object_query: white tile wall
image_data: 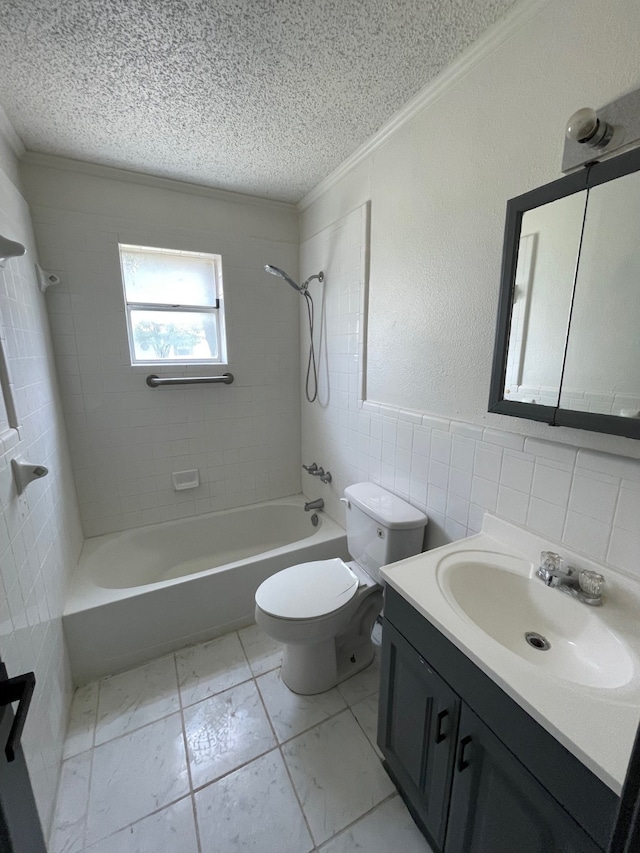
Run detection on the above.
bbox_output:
[0,160,83,834]
[22,161,302,536]
[300,207,640,577]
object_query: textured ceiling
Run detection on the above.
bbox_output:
[0,0,517,202]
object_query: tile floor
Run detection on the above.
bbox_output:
[49,625,434,853]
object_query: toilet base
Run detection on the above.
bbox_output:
[278,587,383,695]
[281,638,338,695]
[280,637,376,695]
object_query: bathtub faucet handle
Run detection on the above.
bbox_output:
[303,463,319,474]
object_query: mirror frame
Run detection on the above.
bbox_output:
[489,146,640,440]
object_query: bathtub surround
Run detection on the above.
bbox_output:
[0,126,83,834]
[20,157,301,537]
[299,0,640,578]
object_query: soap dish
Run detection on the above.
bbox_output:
[172,469,199,491]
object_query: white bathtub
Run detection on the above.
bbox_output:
[63,496,348,684]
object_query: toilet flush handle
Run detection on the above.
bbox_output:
[340,498,351,509]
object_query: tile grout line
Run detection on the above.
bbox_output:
[605,481,624,563]
[251,641,334,851]
[173,650,204,853]
[194,630,318,850]
[83,794,197,850]
[79,677,100,851]
[80,657,198,851]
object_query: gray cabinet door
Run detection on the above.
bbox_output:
[378,620,460,851]
[0,659,47,853]
[445,704,602,853]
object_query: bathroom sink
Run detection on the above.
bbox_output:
[436,550,635,690]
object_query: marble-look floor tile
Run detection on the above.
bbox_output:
[337,655,380,706]
[183,680,275,789]
[64,682,98,759]
[282,710,395,845]
[49,751,92,853]
[95,655,179,745]
[85,797,199,853]
[318,795,434,853]
[351,693,381,756]
[195,750,313,853]
[86,713,189,846]
[256,668,346,742]
[238,623,283,675]
[176,633,252,707]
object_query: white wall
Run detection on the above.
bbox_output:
[299,0,640,572]
[20,157,302,537]
[0,131,83,835]
[301,0,640,461]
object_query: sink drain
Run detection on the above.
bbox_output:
[525,631,551,651]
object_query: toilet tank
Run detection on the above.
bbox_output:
[343,483,428,583]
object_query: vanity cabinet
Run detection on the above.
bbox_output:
[378,587,617,853]
[445,705,600,853]
[380,621,460,850]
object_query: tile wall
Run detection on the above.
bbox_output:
[0,156,83,833]
[22,160,302,537]
[300,207,640,577]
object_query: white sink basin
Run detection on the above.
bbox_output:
[380,518,640,793]
[436,550,635,690]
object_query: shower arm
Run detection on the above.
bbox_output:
[300,271,324,293]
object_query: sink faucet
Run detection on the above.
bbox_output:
[304,498,324,512]
[536,551,605,606]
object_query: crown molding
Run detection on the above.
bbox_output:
[20,151,298,212]
[298,0,552,212]
[0,105,25,158]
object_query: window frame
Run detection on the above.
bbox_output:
[118,243,228,367]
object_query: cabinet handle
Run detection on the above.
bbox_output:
[457,735,472,772]
[435,709,449,744]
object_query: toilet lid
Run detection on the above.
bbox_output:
[256,558,359,620]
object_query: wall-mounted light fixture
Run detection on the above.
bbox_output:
[0,234,25,269]
[565,107,614,149]
[562,88,640,172]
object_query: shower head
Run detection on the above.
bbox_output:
[264,264,303,292]
[264,264,325,293]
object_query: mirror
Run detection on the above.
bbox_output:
[560,170,640,418]
[504,192,587,407]
[489,146,640,440]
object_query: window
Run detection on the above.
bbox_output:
[119,244,227,365]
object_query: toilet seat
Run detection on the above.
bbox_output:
[255,558,359,620]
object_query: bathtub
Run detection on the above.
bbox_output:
[63,496,348,684]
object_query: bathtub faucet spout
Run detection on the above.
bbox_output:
[304,498,324,512]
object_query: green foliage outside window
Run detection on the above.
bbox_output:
[133,320,202,359]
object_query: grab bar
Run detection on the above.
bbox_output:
[146,373,234,388]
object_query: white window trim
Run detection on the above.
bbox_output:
[119,244,228,367]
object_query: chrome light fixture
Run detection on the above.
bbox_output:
[565,107,614,149]
[562,88,640,172]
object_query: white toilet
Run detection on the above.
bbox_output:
[255,483,428,694]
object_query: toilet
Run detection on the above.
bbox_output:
[255,483,428,694]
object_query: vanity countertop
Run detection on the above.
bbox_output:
[380,515,640,794]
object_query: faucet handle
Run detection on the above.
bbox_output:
[578,569,605,598]
[540,551,564,573]
[303,462,318,473]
